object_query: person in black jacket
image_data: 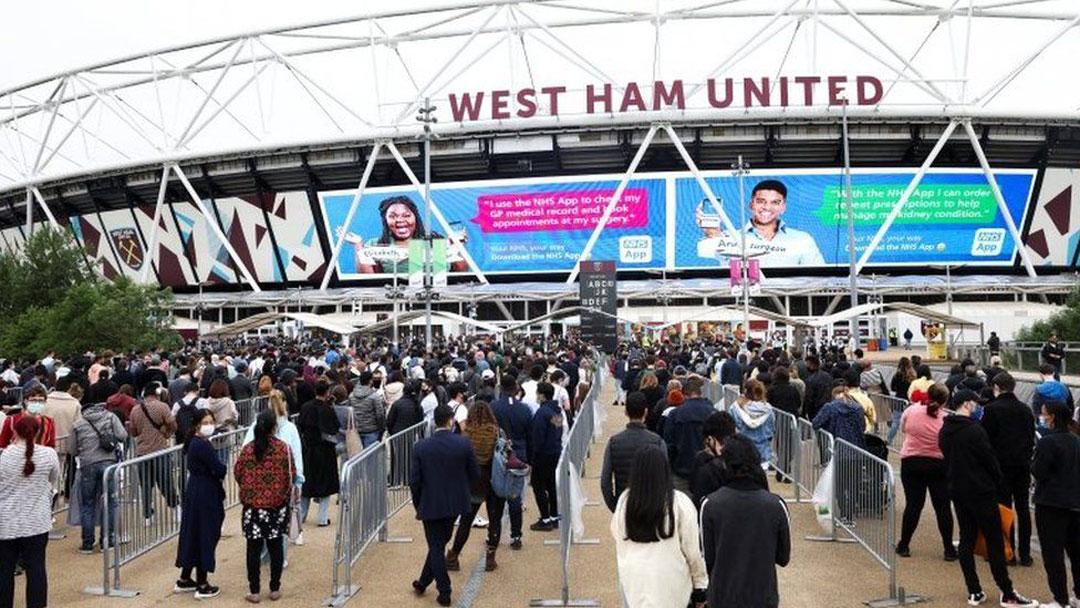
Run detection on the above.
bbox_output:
[700,435,790,608]
[802,356,833,422]
[939,389,1038,608]
[767,367,800,483]
[528,382,563,531]
[489,375,532,549]
[719,351,743,387]
[663,377,715,493]
[600,391,666,512]
[980,372,1036,566]
[1032,401,1080,607]
[689,411,762,510]
[409,404,479,607]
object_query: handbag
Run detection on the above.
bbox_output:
[345,412,363,458]
[86,415,117,454]
[491,432,529,500]
[974,504,1015,562]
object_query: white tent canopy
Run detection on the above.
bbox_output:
[809,301,983,330]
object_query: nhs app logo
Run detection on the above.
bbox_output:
[619,236,652,264]
[971,228,1006,256]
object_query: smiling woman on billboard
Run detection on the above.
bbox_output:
[336,195,468,274]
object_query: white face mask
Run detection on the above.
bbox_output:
[199,424,216,437]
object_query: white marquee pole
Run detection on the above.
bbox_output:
[139,165,171,283]
[962,120,1039,277]
[854,119,959,274]
[319,142,382,291]
[566,124,658,285]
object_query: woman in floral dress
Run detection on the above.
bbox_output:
[234,410,295,603]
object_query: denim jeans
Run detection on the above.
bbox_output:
[79,460,117,546]
[300,496,331,525]
[886,410,903,446]
[360,432,381,449]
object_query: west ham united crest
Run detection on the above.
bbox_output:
[111,228,144,270]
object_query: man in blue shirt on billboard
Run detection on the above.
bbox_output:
[697,179,825,267]
[741,179,825,267]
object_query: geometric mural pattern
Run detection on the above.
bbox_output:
[1023,168,1080,267]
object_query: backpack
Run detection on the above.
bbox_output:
[174,397,199,445]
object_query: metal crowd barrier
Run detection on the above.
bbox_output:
[236,395,270,427]
[769,408,803,501]
[807,433,922,606]
[3,386,23,406]
[326,441,389,606]
[721,384,740,410]
[324,417,428,606]
[794,419,832,501]
[84,425,250,597]
[531,357,605,608]
[869,393,910,446]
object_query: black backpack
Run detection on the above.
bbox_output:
[174,397,199,445]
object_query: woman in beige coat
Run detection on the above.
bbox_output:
[610,445,707,608]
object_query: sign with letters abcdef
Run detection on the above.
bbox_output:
[578,260,618,353]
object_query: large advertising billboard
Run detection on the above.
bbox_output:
[319,175,668,277]
[317,168,1036,278]
[674,168,1036,269]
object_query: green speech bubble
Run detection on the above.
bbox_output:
[815,184,999,225]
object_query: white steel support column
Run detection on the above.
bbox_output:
[139,165,171,283]
[566,124,658,285]
[855,120,959,274]
[29,187,59,229]
[319,142,382,291]
[24,188,33,235]
[172,164,263,293]
[962,120,1039,277]
[663,125,738,234]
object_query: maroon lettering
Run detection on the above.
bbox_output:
[707,78,733,108]
[794,76,820,105]
[828,75,848,105]
[653,79,684,110]
[857,75,883,105]
[540,86,566,115]
[448,92,484,122]
[516,88,537,118]
[586,83,613,114]
[491,90,510,120]
[778,76,789,107]
[744,77,770,107]
[619,82,647,112]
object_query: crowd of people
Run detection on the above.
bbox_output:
[0,330,1075,607]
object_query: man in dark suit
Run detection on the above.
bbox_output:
[410,404,479,606]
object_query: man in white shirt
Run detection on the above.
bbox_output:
[446,383,469,429]
[520,364,545,415]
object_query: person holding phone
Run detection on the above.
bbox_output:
[337,195,468,274]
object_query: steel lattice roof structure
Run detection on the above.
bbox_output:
[2,0,1080,301]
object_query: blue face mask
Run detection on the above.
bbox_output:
[26,401,45,415]
[971,404,985,421]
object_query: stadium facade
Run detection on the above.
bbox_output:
[1,0,1079,325]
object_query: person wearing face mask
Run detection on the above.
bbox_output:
[72,396,127,554]
[174,410,226,600]
[1031,401,1080,608]
[939,389,1039,608]
[979,372,1037,568]
[0,386,56,450]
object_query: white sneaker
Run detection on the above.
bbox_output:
[1040,602,1064,608]
[1000,591,1039,608]
[472,515,489,528]
[283,560,289,569]
[293,532,305,546]
[969,591,988,606]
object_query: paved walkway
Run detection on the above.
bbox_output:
[38,377,1056,606]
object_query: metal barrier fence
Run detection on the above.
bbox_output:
[326,441,389,606]
[3,386,23,405]
[85,425,250,597]
[769,408,802,501]
[237,395,270,427]
[721,384,740,410]
[869,393,910,446]
[324,417,428,606]
[794,420,832,501]
[531,357,605,608]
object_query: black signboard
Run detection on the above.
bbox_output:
[579,260,618,353]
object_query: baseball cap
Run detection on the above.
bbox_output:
[951,389,982,408]
[481,369,495,380]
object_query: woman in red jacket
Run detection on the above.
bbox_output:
[234,410,295,603]
[0,386,55,449]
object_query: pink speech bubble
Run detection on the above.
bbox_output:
[471,188,649,233]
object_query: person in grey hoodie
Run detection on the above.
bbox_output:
[349,371,386,448]
[732,379,775,469]
[72,402,128,553]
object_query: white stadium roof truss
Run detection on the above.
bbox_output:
[3,0,1080,292]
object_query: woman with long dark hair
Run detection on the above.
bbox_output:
[1032,400,1080,608]
[895,383,956,560]
[445,401,507,573]
[175,409,226,599]
[888,357,917,445]
[347,195,468,274]
[610,445,707,608]
[0,416,59,608]
[235,410,295,602]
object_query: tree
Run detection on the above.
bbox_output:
[1014,286,1080,343]
[0,227,181,359]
